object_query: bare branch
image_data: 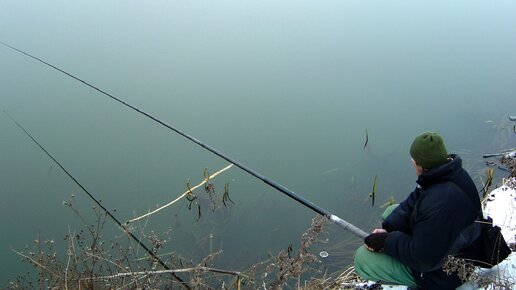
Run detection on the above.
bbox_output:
[11,247,60,277]
[82,266,249,281]
[126,164,233,224]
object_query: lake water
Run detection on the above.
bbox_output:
[1,0,515,287]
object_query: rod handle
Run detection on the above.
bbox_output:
[330,215,368,239]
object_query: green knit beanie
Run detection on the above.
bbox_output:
[409,132,449,169]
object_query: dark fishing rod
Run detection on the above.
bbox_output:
[1,42,368,239]
[3,111,190,289]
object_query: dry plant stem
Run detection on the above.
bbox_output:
[83,266,249,280]
[85,252,126,271]
[65,227,74,290]
[236,276,242,290]
[133,250,175,262]
[134,217,150,259]
[68,227,79,272]
[267,216,327,289]
[126,164,233,224]
[120,277,145,290]
[11,247,60,277]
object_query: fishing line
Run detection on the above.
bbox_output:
[3,111,189,288]
[1,41,368,239]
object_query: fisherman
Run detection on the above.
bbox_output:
[354,132,482,289]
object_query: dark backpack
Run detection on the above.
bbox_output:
[474,216,512,268]
[448,181,512,268]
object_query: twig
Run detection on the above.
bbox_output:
[134,251,175,262]
[483,148,516,158]
[65,227,75,290]
[126,164,233,224]
[134,217,150,259]
[68,227,78,270]
[197,250,223,267]
[82,266,249,281]
[11,247,60,277]
[119,273,150,290]
[85,252,126,271]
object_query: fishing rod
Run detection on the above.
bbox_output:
[3,111,190,288]
[1,42,368,239]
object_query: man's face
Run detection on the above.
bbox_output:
[411,158,424,176]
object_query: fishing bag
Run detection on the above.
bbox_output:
[446,181,512,268]
[474,216,512,268]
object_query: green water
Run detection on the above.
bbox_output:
[1,0,515,286]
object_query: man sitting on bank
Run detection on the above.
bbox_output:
[354,132,482,289]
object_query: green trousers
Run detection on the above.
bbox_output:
[353,204,418,287]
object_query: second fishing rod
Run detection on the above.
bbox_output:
[4,111,190,288]
[1,41,368,239]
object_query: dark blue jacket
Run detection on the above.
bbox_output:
[382,154,481,289]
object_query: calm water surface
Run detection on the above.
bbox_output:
[1,0,515,286]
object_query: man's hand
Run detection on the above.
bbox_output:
[364,229,388,252]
